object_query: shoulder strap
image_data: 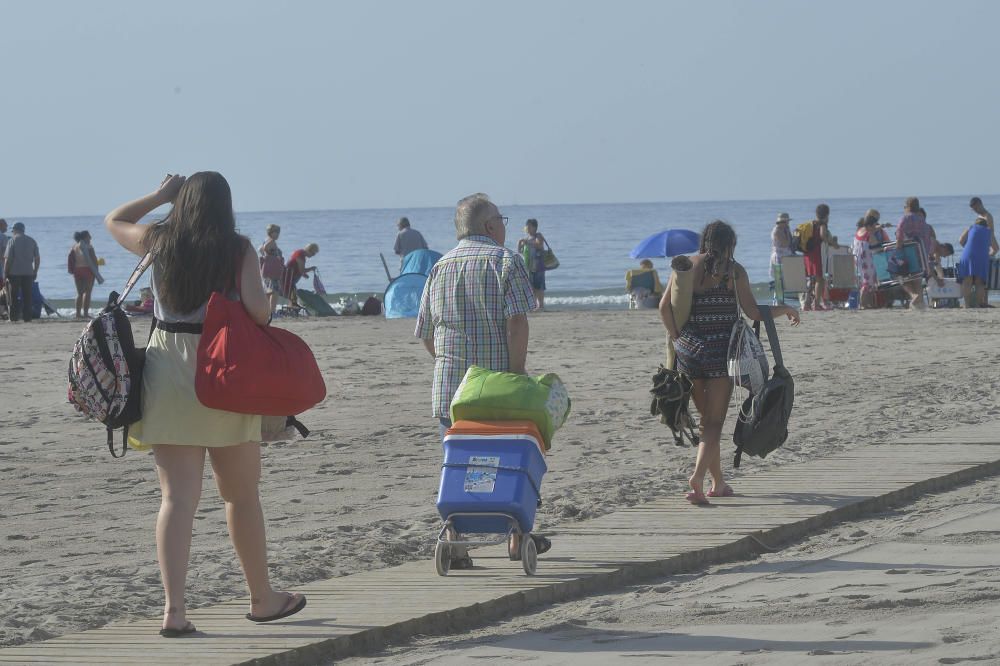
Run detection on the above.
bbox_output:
[113,253,154,307]
[757,305,784,368]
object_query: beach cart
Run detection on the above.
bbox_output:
[435,420,548,576]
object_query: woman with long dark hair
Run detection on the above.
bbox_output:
[105,173,305,637]
[660,220,799,505]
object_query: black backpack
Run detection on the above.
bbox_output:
[733,305,794,468]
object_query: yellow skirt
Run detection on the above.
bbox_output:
[128,329,261,450]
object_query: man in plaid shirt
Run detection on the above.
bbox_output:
[416,193,536,430]
[415,193,539,569]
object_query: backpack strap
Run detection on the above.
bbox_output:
[757,305,784,368]
[112,253,154,308]
[108,425,128,458]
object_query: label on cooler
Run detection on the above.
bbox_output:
[464,456,500,493]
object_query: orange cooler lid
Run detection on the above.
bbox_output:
[446,420,545,452]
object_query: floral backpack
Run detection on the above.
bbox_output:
[67,254,152,457]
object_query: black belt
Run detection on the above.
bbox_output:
[154,319,204,334]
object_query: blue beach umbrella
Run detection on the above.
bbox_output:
[629,228,701,259]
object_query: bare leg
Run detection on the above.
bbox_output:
[962,278,974,308]
[74,276,85,318]
[814,275,825,308]
[267,291,277,313]
[209,442,303,619]
[153,445,206,632]
[535,288,545,310]
[689,377,733,495]
[975,278,987,307]
[82,281,93,317]
[903,278,925,308]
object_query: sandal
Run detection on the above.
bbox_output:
[707,485,735,498]
[531,534,552,554]
[246,593,307,623]
[159,621,197,638]
[449,555,474,570]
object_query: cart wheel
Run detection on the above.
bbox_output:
[508,533,521,561]
[434,541,451,576]
[521,533,537,576]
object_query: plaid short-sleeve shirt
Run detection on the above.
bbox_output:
[415,235,536,417]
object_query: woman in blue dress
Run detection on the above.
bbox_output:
[957,218,999,307]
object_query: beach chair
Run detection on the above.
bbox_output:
[989,258,1000,290]
[872,241,927,287]
[776,255,807,304]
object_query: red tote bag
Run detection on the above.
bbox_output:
[195,291,326,416]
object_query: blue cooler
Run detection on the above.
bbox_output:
[437,423,547,534]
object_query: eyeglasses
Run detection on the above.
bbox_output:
[489,215,509,227]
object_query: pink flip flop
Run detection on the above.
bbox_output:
[707,485,735,498]
[685,490,710,506]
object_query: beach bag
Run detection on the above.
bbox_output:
[727,286,768,396]
[543,246,559,270]
[733,306,794,468]
[260,254,284,280]
[67,249,76,274]
[650,365,699,447]
[312,270,327,295]
[449,366,571,450]
[67,254,153,458]
[195,270,327,416]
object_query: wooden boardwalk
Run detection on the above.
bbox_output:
[3,434,999,665]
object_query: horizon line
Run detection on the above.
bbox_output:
[8,190,997,221]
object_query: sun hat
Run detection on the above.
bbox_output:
[775,212,791,224]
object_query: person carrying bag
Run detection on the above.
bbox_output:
[103,172,310,638]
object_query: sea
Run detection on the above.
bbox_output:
[11,194,997,309]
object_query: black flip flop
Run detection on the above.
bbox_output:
[531,534,552,554]
[246,594,307,623]
[159,622,197,638]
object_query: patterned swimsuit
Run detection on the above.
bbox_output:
[674,281,738,379]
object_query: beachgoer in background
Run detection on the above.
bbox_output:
[2,222,40,323]
[282,243,319,310]
[852,211,883,309]
[258,224,283,314]
[958,217,999,308]
[895,197,935,309]
[393,216,428,267]
[517,218,548,310]
[124,286,155,315]
[970,197,995,304]
[416,193,545,567]
[970,197,994,232]
[660,220,799,506]
[70,230,105,319]
[769,212,796,291]
[0,219,8,284]
[865,209,890,247]
[797,203,839,311]
[105,172,305,637]
[626,258,663,308]
[928,241,954,287]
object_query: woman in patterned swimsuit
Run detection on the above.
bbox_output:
[660,221,800,505]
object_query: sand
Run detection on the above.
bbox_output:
[0,306,998,649]
[348,474,1000,665]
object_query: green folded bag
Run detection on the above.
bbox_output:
[449,366,571,450]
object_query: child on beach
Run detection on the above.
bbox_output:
[105,172,305,637]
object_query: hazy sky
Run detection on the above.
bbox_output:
[3,0,998,216]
